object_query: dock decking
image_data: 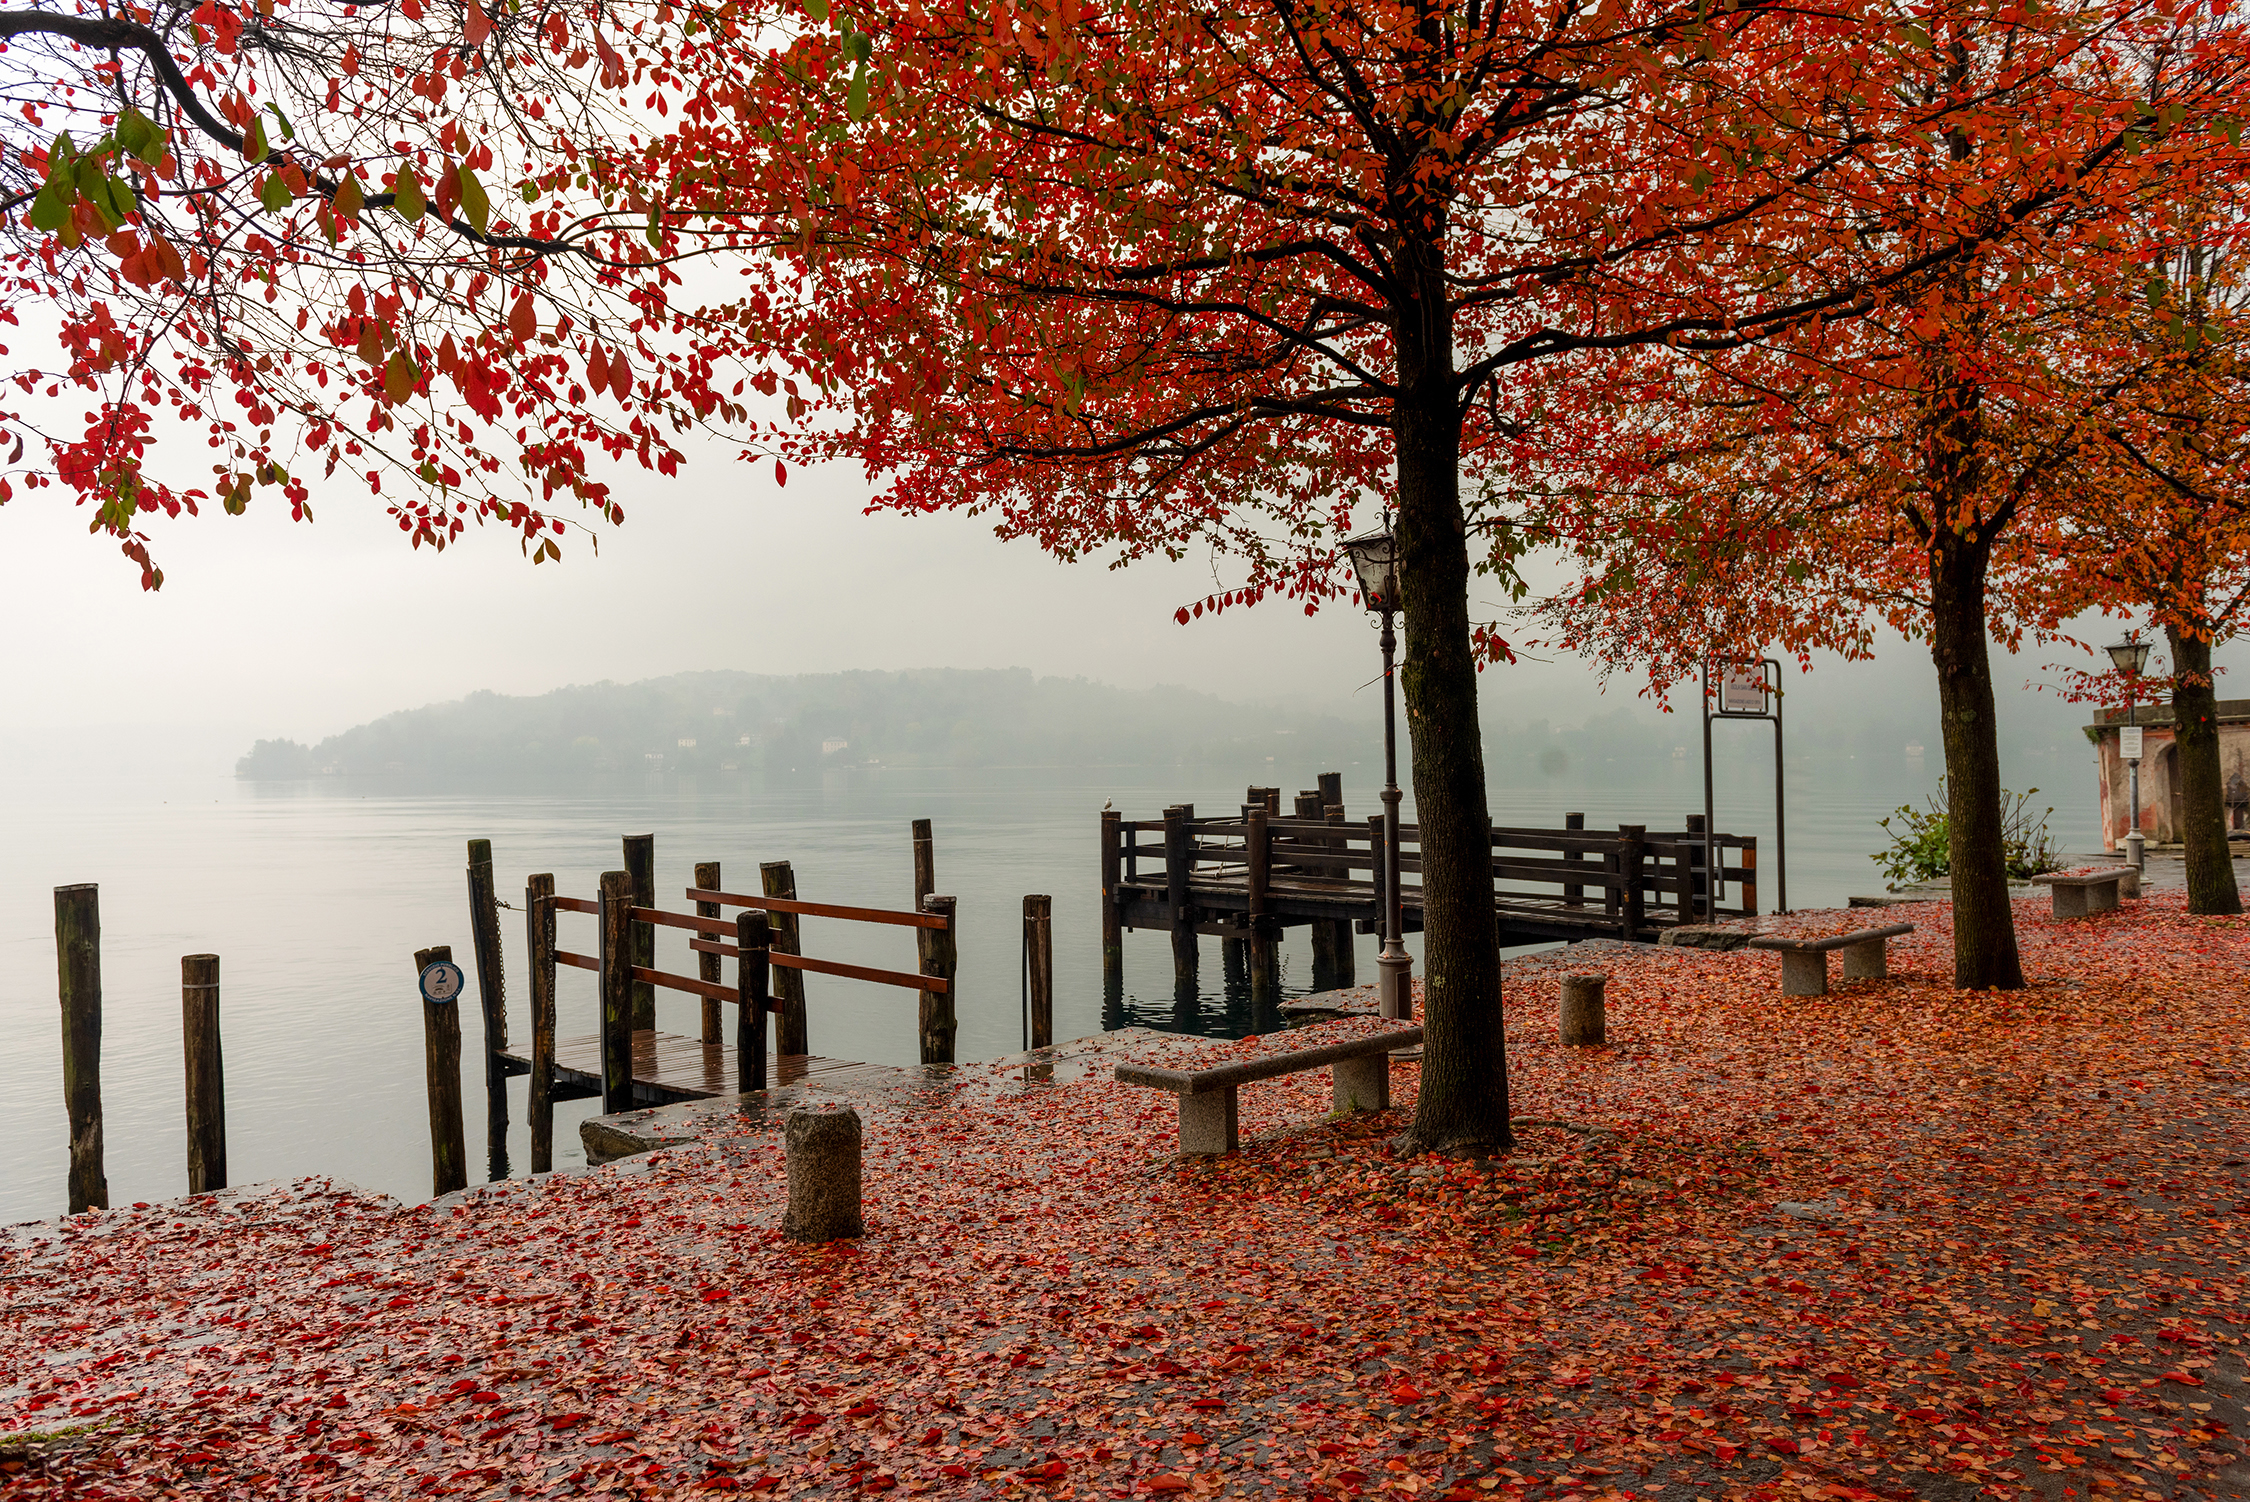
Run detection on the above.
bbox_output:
[494,1031,895,1108]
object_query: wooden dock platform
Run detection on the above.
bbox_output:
[1102,782,1759,992]
[493,1031,893,1109]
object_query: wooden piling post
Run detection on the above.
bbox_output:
[1683,812,1708,921]
[624,834,656,1031]
[1618,825,1648,940]
[695,861,725,1044]
[917,895,960,1064]
[465,839,510,1183]
[760,860,809,1056]
[737,910,771,1094]
[1325,803,1357,986]
[525,873,557,1173]
[181,953,226,1194]
[1296,792,1338,986]
[1560,973,1608,1047]
[598,870,635,1113]
[912,819,936,910]
[1099,810,1123,991]
[1246,808,1279,1010]
[417,943,467,1198]
[1024,895,1053,1049]
[55,884,106,1215]
[1163,806,1198,983]
[1562,812,1586,907]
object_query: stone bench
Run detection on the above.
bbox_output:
[1114,1025,1423,1155]
[2031,867,2137,918]
[1746,923,1915,997]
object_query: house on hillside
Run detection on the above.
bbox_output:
[2087,702,2250,847]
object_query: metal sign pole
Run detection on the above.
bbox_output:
[1702,659,1716,923]
[1771,659,1787,914]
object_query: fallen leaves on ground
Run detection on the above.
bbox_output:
[2,893,2246,1501]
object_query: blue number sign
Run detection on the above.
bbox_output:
[419,959,467,1005]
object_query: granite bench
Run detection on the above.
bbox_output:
[1115,1025,1424,1155]
[1745,923,1915,997]
[2030,867,2137,918]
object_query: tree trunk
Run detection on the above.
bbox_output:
[2166,625,2241,914]
[1393,220,1512,1157]
[1928,518,2025,990]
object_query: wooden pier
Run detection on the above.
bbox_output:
[1101,781,1757,989]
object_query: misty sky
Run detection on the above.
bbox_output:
[0,427,2230,779]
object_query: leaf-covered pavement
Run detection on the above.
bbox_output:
[2,893,2245,1500]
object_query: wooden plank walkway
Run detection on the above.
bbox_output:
[493,1031,891,1108]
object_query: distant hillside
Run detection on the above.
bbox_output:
[235,669,1389,778]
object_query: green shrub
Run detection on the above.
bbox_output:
[1872,780,2065,886]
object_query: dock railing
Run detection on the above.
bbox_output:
[528,875,960,1119]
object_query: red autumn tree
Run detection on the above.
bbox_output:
[620,0,2250,1132]
[2035,255,2250,915]
[1527,30,2250,988]
[0,0,754,587]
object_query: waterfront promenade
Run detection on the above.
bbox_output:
[2,892,2243,1500]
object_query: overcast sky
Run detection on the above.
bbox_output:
[0,425,2222,777]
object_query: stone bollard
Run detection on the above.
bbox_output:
[783,1105,863,1242]
[1558,974,1607,1047]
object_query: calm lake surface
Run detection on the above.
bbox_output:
[0,752,2097,1223]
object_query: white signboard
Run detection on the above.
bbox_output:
[1719,669,1768,715]
[2120,725,2145,761]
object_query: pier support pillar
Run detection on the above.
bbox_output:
[1164,805,1198,984]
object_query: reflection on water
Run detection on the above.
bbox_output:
[0,752,2096,1222]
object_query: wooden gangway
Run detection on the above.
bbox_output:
[491,1034,899,1108]
[1100,781,1757,995]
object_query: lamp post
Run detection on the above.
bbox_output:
[1342,520,1411,1020]
[2106,633,2152,869]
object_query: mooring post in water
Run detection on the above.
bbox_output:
[1562,812,1587,907]
[1296,791,1339,987]
[465,839,510,1183]
[917,895,959,1064]
[1245,809,1279,1011]
[1163,805,1197,984]
[623,834,656,1031]
[736,909,771,1095]
[597,870,635,1113]
[912,819,936,910]
[760,860,809,1056]
[1023,894,1053,1049]
[695,861,725,1044]
[525,873,557,1173]
[417,943,468,1198]
[181,953,226,1194]
[1099,810,1123,993]
[55,883,106,1215]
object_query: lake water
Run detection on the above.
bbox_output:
[0,752,2097,1223]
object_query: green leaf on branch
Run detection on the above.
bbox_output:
[28,180,73,232]
[116,108,168,166]
[332,173,364,223]
[847,62,870,120]
[259,171,295,212]
[805,0,829,22]
[457,164,491,232]
[265,102,297,142]
[394,165,427,221]
[384,351,420,403]
[847,30,873,61]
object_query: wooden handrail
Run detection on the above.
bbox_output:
[684,886,946,931]
[630,963,737,1005]
[629,905,731,934]
[548,896,599,915]
[555,949,598,972]
[772,950,946,993]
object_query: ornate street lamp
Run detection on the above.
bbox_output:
[2106,633,2152,867]
[1341,519,1411,1020]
